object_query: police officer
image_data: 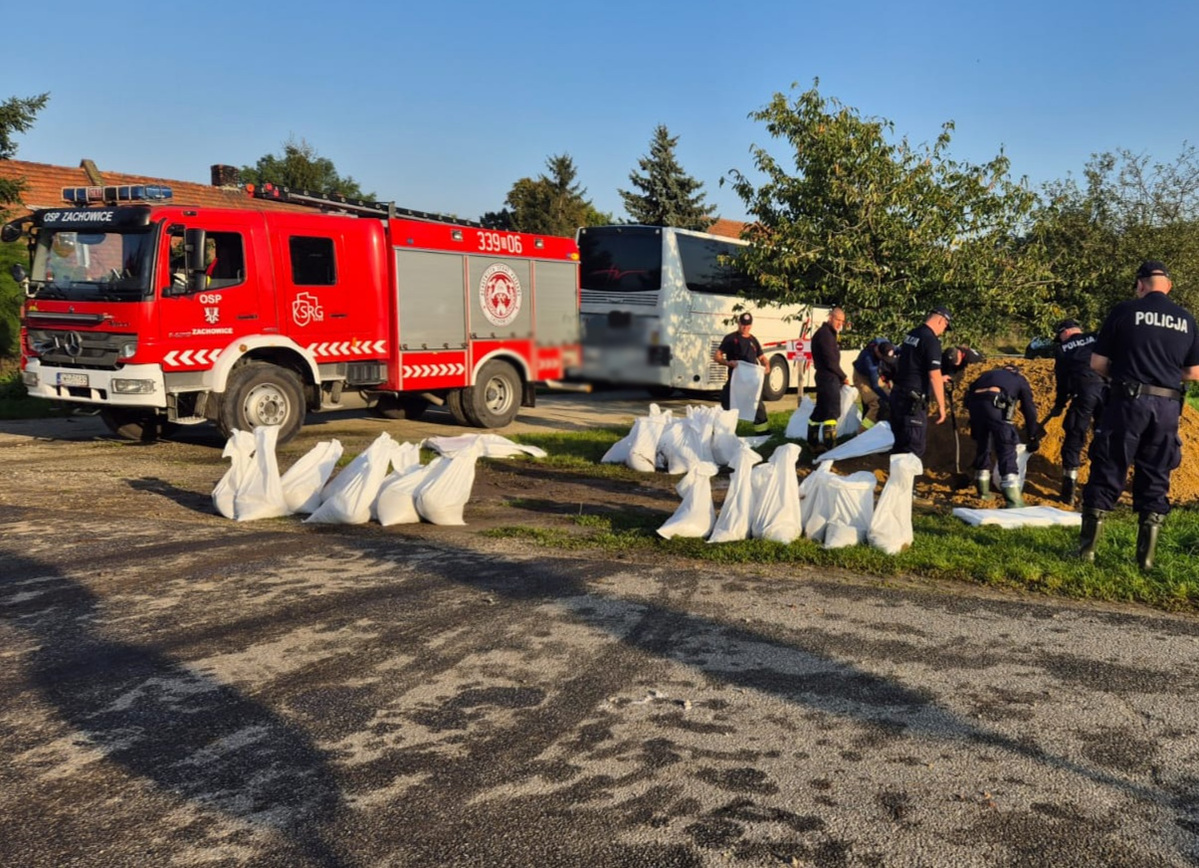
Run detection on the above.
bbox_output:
[714,311,769,432]
[965,364,1041,507]
[808,307,850,450]
[1046,318,1107,506]
[852,337,895,429]
[1078,261,1199,570]
[889,307,951,458]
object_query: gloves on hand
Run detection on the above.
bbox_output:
[1027,437,1042,454]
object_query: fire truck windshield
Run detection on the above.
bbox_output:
[30,229,154,301]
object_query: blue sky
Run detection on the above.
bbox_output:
[7,1,1199,224]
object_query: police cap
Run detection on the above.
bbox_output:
[1053,319,1080,340]
[930,306,952,323]
[1135,260,1171,279]
[738,312,753,325]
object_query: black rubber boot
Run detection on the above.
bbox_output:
[1137,512,1166,571]
[821,423,838,450]
[975,470,992,499]
[1076,508,1107,563]
[1060,471,1078,507]
[807,422,821,451]
[1001,485,1024,509]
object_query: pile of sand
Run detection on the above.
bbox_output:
[827,357,1199,509]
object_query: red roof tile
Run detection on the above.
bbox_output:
[706,218,747,239]
[0,159,312,215]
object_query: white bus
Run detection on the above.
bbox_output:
[574,224,854,398]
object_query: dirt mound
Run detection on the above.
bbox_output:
[829,357,1199,510]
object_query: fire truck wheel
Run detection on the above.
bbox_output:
[373,394,429,421]
[100,409,164,442]
[464,359,521,428]
[761,355,790,402]
[220,362,305,444]
[445,389,471,426]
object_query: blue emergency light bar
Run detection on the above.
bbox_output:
[61,185,173,204]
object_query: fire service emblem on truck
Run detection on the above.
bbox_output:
[292,292,325,327]
[479,264,522,327]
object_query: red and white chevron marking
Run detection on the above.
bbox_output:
[305,340,387,357]
[402,362,466,379]
[162,349,219,368]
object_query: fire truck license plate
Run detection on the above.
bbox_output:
[58,373,88,387]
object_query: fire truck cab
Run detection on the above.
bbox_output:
[5,184,581,443]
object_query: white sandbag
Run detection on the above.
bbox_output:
[799,462,835,532]
[658,461,719,539]
[749,443,802,543]
[656,419,704,474]
[626,405,673,472]
[376,464,434,526]
[213,429,255,519]
[426,433,547,459]
[740,435,772,449]
[602,403,669,465]
[868,452,923,554]
[785,397,815,439]
[815,421,894,464]
[708,445,764,543]
[684,405,718,464]
[823,520,861,549]
[729,362,765,422]
[835,384,862,437]
[952,506,1083,528]
[281,439,344,514]
[710,408,742,467]
[232,425,288,522]
[370,441,423,522]
[415,439,484,525]
[306,433,396,524]
[992,443,1031,492]
[801,469,877,544]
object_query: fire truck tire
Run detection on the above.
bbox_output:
[761,354,790,402]
[373,394,429,421]
[219,362,305,445]
[464,359,521,428]
[100,409,164,443]
[445,389,472,426]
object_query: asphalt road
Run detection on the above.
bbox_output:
[2,391,1199,867]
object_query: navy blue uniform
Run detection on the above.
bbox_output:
[717,331,767,425]
[1082,291,1199,515]
[1053,332,1106,471]
[965,367,1038,481]
[810,321,846,425]
[889,324,942,457]
[853,338,892,424]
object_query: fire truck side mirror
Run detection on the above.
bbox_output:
[11,263,27,283]
[1,216,31,243]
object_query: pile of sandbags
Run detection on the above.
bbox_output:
[602,403,770,475]
[213,429,540,526]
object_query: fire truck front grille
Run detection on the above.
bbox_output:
[27,329,136,370]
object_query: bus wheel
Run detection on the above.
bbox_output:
[464,359,521,428]
[218,361,305,445]
[646,385,675,399]
[373,394,429,421]
[762,355,790,401]
[446,389,472,426]
[100,409,162,443]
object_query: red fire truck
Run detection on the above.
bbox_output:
[3,184,580,443]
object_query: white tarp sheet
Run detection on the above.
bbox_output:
[952,506,1082,528]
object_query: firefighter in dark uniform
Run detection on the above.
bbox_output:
[714,311,770,432]
[1078,261,1199,570]
[965,364,1041,507]
[852,337,895,429]
[1046,318,1107,506]
[889,307,951,458]
[808,307,850,450]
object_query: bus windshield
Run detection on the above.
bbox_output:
[578,226,662,292]
[30,228,155,301]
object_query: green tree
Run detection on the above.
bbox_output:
[485,154,610,236]
[1030,145,1199,329]
[1,93,50,357]
[619,124,716,230]
[239,137,372,200]
[725,82,1048,344]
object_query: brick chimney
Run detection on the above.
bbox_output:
[210,164,240,187]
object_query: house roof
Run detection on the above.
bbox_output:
[706,218,747,239]
[0,159,312,216]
